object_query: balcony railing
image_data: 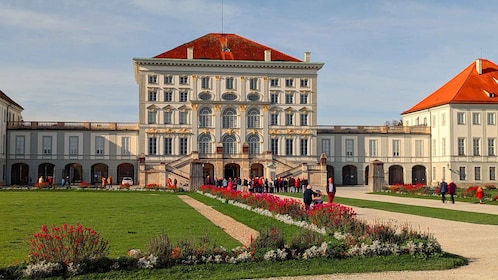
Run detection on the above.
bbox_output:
[8,121,139,131]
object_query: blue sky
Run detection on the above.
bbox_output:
[1,0,497,125]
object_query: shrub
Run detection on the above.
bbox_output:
[29,224,109,264]
[79,182,90,188]
[460,186,478,198]
[289,229,325,253]
[33,182,50,189]
[147,233,172,265]
[251,225,285,251]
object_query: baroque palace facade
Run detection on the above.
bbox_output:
[3,33,498,188]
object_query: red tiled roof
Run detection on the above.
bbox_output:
[0,90,23,110]
[403,59,498,114]
[153,33,301,62]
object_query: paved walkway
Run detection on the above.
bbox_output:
[271,186,498,280]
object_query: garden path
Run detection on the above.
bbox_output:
[178,195,259,246]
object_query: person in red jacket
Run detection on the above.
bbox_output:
[448,180,457,204]
[476,186,484,204]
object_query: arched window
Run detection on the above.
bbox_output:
[222,108,237,128]
[199,107,212,128]
[247,134,260,155]
[198,134,212,154]
[247,108,260,128]
[223,134,237,154]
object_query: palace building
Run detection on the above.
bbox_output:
[4,33,498,188]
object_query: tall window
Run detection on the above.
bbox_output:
[148,137,157,155]
[42,136,52,155]
[300,138,308,155]
[300,78,308,87]
[285,113,293,126]
[201,77,210,89]
[69,136,78,155]
[226,77,234,89]
[270,112,279,125]
[179,111,188,125]
[164,111,172,124]
[432,139,437,156]
[164,75,173,84]
[270,78,279,87]
[271,138,278,155]
[285,93,293,104]
[121,137,130,155]
[487,112,496,125]
[148,75,157,84]
[490,167,496,181]
[285,78,293,87]
[248,134,260,155]
[15,135,25,155]
[472,112,481,125]
[459,167,466,180]
[441,138,446,156]
[148,90,157,101]
[285,139,293,156]
[458,138,465,156]
[346,139,354,156]
[392,140,400,157]
[247,109,260,128]
[270,92,278,104]
[164,90,173,102]
[475,166,481,180]
[96,136,104,155]
[473,138,480,156]
[148,111,157,124]
[249,78,258,90]
[179,138,188,155]
[198,134,211,154]
[415,140,423,157]
[300,93,308,104]
[223,135,237,154]
[179,91,188,102]
[369,139,377,157]
[322,139,330,156]
[489,138,496,156]
[199,107,212,128]
[300,113,308,126]
[441,113,446,126]
[179,76,188,84]
[457,112,465,124]
[222,108,237,128]
[164,137,172,155]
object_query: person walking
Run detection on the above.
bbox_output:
[439,179,448,203]
[476,186,484,204]
[448,180,457,204]
[325,177,336,203]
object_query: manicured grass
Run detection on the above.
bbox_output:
[372,190,498,205]
[0,190,241,267]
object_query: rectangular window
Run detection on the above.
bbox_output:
[472,112,481,125]
[369,139,377,156]
[179,138,188,155]
[300,78,308,87]
[285,139,293,156]
[285,78,294,87]
[285,113,293,126]
[270,92,278,104]
[148,90,157,101]
[164,75,173,84]
[42,136,52,155]
[300,93,308,104]
[201,77,210,89]
[179,76,188,84]
[432,139,437,156]
[179,111,188,124]
[473,138,480,156]
[164,90,172,102]
[488,112,496,125]
[432,166,436,181]
[475,166,481,180]
[457,112,465,124]
[459,167,466,180]
[15,135,25,155]
[346,139,354,156]
[148,137,157,155]
[226,77,234,89]
[270,78,279,87]
[179,91,188,102]
[415,140,423,157]
[300,113,308,126]
[490,167,496,181]
[69,136,78,155]
[96,136,104,155]
[300,139,308,155]
[271,138,279,155]
[441,113,446,126]
[148,75,157,84]
[322,139,330,156]
[489,138,496,156]
[164,137,172,155]
[270,113,278,125]
[121,137,130,155]
[458,138,465,156]
[431,116,436,127]
[148,111,157,124]
[392,140,400,157]
[285,93,293,104]
[249,78,258,90]
[441,138,446,156]
[164,111,172,124]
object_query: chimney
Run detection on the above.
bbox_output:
[304,52,310,62]
[187,47,194,60]
[264,50,271,62]
[476,58,482,75]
